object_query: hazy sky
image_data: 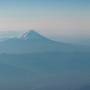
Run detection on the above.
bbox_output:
[0,0,90,43]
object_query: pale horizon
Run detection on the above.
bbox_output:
[0,0,90,45]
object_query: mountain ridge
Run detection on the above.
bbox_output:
[0,30,89,54]
[20,30,58,44]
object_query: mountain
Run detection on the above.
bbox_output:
[21,30,50,41]
[0,31,89,90]
[0,30,89,54]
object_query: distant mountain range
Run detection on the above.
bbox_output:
[0,30,89,54]
[0,31,89,90]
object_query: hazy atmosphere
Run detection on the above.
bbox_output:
[0,0,90,44]
[0,0,90,90]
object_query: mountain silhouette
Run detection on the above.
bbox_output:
[0,31,89,90]
[21,30,49,41]
[0,30,89,54]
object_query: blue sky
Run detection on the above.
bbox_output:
[0,0,90,43]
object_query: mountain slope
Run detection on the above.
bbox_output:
[0,30,89,53]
